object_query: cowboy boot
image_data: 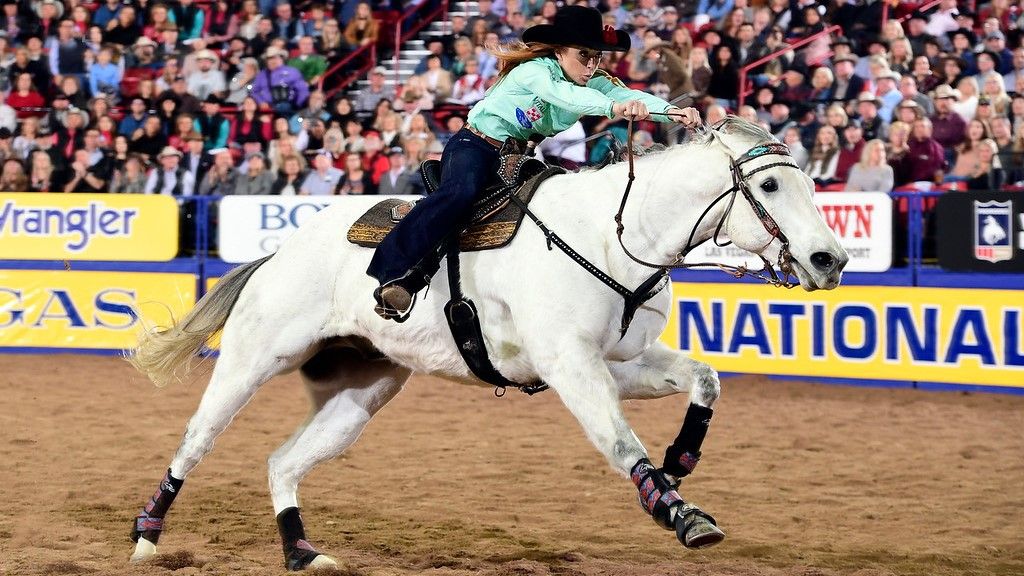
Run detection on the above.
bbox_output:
[373,271,423,321]
[372,247,443,321]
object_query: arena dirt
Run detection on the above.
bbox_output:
[1,354,1022,576]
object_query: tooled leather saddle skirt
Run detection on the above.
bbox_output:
[346,156,565,251]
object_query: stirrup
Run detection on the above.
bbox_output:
[373,267,431,322]
[373,284,417,322]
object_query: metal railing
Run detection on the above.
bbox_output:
[392,0,450,97]
[320,0,449,100]
[319,43,378,98]
[737,24,843,107]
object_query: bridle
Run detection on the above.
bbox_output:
[613,116,803,288]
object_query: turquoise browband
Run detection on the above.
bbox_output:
[741,143,792,160]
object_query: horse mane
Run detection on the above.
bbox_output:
[707,115,779,146]
[580,115,777,173]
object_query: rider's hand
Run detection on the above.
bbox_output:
[667,106,701,128]
[613,100,651,121]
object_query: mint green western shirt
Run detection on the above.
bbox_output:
[466,56,675,142]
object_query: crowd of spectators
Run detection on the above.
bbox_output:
[1,0,1023,196]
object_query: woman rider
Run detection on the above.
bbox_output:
[368,5,701,319]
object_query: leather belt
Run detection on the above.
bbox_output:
[466,124,505,149]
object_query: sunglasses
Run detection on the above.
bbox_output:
[575,48,603,67]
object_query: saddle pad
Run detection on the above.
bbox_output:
[347,167,564,252]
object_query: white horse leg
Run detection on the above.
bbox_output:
[130,306,321,562]
[267,350,409,571]
[536,342,723,550]
[539,345,649,473]
[609,341,724,547]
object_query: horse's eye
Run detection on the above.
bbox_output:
[761,178,778,193]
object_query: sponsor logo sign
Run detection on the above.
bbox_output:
[974,200,1013,263]
[662,283,1024,389]
[0,193,179,261]
[218,196,353,263]
[0,270,195,350]
[687,192,892,272]
[937,192,1024,272]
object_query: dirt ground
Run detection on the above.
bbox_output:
[0,354,1022,576]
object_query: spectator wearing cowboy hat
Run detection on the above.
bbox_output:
[182,131,214,185]
[971,49,1000,81]
[855,92,886,142]
[895,99,924,125]
[187,49,227,101]
[194,95,231,151]
[366,4,699,320]
[55,106,88,161]
[155,23,184,62]
[830,54,865,103]
[252,46,310,116]
[875,69,903,123]
[905,12,936,56]
[145,145,195,195]
[130,36,160,70]
[931,84,967,152]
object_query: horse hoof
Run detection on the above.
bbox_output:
[129,537,157,562]
[675,505,725,549]
[681,519,725,549]
[308,555,338,569]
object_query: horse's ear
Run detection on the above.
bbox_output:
[712,116,736,134]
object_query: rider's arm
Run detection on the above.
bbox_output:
[587,70,676,123]
[514,60,618,118]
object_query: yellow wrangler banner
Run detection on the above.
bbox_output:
[662,283,1024,389]
[0,270,195,349]
[0,193,179,261]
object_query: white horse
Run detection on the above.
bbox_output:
[127,118,848,570]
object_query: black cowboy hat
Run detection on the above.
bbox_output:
[522,6,630,52]
[947,27,977,45]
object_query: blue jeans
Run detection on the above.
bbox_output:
[367,128,499,284]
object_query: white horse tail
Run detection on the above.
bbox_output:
[128,254,274,387]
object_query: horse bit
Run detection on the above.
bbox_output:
[614,115,804,288]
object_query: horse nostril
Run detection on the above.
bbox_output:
[810,251,836,271]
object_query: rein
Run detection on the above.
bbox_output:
[613,115,803,288]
